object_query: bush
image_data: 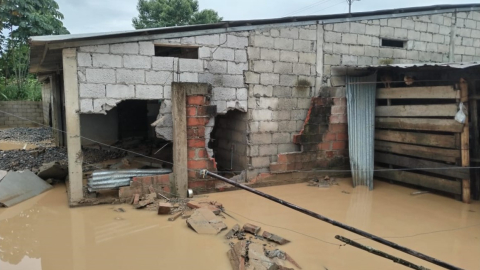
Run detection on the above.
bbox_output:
[0,76,42,101]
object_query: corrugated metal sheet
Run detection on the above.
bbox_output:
[356,62,480,69]
[346,74,377,190]
[0,170,53,207]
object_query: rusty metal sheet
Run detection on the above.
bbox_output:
[0,170,53,207]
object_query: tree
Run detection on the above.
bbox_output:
[0,0,69,100]
[132,0,222,29]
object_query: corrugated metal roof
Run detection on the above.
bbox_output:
[357,62,480,69]
[29,3,480,44]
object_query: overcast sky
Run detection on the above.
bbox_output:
[56,0,476,34]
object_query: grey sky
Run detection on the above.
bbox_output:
[56,0,476,34]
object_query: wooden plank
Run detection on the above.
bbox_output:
[376,104,457,117]
[375,152,470,180]
[459,78,470,203]
[375,130,457,148]
[376,117,464,133]
[374,166,462,195]
[375,141,461,163]
[377,86,458,99]
[172,83,188,198]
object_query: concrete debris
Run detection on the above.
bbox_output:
[228,240,296,270]
[243,223,261,235]
[114,207,125,212]
[37,161,68,180]
[262,231,291,245]
[308,177,337,188]
[135,198,155,209]
[225,224,241,239]
[186,208,228,235]
[158,202,173,215]
[187,200,221,215]
[168,212,183,221]
[0,170,53,207]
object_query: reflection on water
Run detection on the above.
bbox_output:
[0,180,479,270]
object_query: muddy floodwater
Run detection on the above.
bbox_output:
[0,141,37,151]
[0,179,479,270]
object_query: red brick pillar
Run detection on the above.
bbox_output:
[186,95,217,192]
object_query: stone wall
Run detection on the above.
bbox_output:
[0,101,43,127]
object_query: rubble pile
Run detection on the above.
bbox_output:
[0,127,53,146]
[307,175,338,188]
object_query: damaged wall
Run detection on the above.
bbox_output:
[80,108,119,146]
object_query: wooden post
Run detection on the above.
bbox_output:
[460,78,470,203]
[172,83,188,198]
[62,48,84,204]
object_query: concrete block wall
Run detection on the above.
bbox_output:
[245,25,319,179]
[0,101,43,127]
[321,11,480,86]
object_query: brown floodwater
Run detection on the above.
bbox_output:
[0,179,479,270]
[0,141,36,151]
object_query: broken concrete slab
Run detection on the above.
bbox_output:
[243,223,261,235]
[135,198,154,209]
[37,161,68,180]
[248,243,276,270]
[225,224,240,239]
[186,208,227,235]
[187,200,221,214]
[227,241,247,270]
[262,231,291,245]
[158,202,173,215]
[0,170,53,207]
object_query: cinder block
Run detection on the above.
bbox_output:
[179,72,198,83]
[333,22,350,33]
[253,85,273,97]
[357,35,372,46]
[365,25,380,36]
[325,31,342,43]
[274,38,294,50]
[245,72,260,84]
[179,58,204,72]
[213,47,235,61]
[419,32,433,42]
[415,21,427,32]
[222,75,244,87]
[106,84,135,98]
[292,63,311,75]
[86,68,116,83]
[379,48,394,58]
[387,18,402,27]
[408,30,421,40]
[226,35,248,48]
[291,110,307,120]
[357,56,373,65]
[79,83,105,98]
[79,45,109,53]
[431,15,444,25]
[77,52,92,67]
[299,29,316,40]
[280,50,298,62]
[253,60,273,73]
[247,47,261,60]
[278,98,296,110]
[110,42,139,54]
[298,53,316,64]
[341,33,358,44]
[258,97,279,109]
[402,19,415,30]
[273,62,292,74]
[152,57,175,71]
[235,50,248,62]
[213,87,236,100]
[117,69,145,84]
[79,99,93,112]
[251,157,270,168]
[92,53,122,68]
[272,110,290,120]
[279,74,297,86]
[272,133,291,143]
[297,98,311,109]
[228,62,248,75]
[260,49,280,61]
[273,86,291,97]
[139,41,155,55]
[251,35,274,48]
[196,34,220,45]
[278,121,297,132]
[198,47,212,58]
[250,133,272,144]
[280,28,299,39]
[78,70,86,82]
[349,45,365,55]
[204,61,225,74]
[324,54,341,65]
[260,73,279,85]
[259,144,278,156]
[332,44,349,55]
[251,110,273,121]
[380,26,394,37]
[294,40,315,52]
[136,85,163,99]
[145,70,172,84]
[392,49,406,59]
[211,100,227,114]
[124,55,151,69]
[427,23,440,34]
[93,98,120,113]
[350,23,366,34]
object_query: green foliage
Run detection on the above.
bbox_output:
[0,75,42,101]
[132,0,222,29]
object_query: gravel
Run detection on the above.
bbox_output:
[0,127,53,146]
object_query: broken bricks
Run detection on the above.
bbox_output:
[225,224,240,239]
[228,240,296,270]
[158,202,173,215]
[242,223,261,235]
[262,231,291,245]
[187,200,221,215]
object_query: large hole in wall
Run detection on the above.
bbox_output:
[209,110,248,178]
[80,99,173,171]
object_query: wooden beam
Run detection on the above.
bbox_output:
[376,104,457,117]
[375,152,470,180]
[374,166,462,195]
[375,141,460,163]
[377,86,458,99]
[376,117,464,133]
[375,130,457,148]
[459,78,470,203]
[172,83,188,198]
